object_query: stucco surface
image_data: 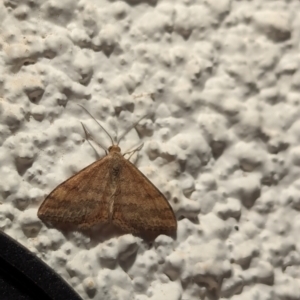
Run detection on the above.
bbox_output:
[1,0,300,299]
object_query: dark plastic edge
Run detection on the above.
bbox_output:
[0,230,82,300]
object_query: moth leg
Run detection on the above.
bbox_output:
[123,143,144,160]
[78,104,115,145]
[80,122,108,155]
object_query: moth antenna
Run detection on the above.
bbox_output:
[124,143,144,160]
[78,104,114,146]
[80,122,107,155]
[117,115,147,145]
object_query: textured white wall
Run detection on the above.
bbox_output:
[1,0,300,299]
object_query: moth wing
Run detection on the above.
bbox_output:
[112,159,177,237]
[38,156,112,230]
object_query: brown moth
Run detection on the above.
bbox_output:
[38,106,177,238]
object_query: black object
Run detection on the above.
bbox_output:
[0,230,82,300]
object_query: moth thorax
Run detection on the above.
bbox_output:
[108,145,121,153]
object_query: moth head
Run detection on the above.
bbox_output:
[108,145,121,153]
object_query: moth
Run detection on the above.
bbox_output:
[38,105,177,238]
